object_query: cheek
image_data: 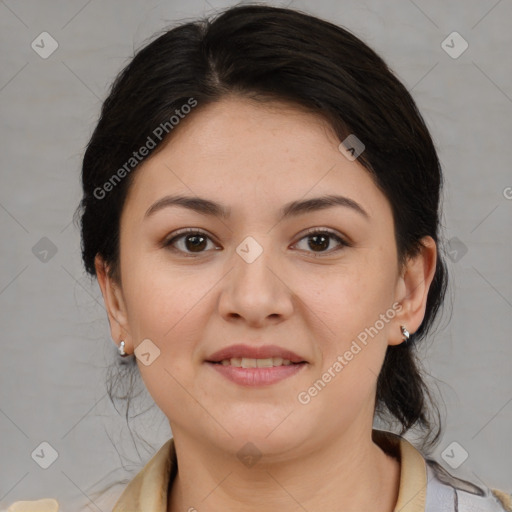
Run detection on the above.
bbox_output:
[303,252,396,363]
[301,275,393,421]
[122,260,234,398]
[125,270,208,343]
[127,269,213,418]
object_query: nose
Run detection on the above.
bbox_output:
[217,239,294,327]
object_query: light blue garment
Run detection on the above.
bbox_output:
[425,459,510,511]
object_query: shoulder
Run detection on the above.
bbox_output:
[1,499,59,511]
[425,458,512,512]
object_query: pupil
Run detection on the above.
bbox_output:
[186,235,207,252]
[309,234,329,251]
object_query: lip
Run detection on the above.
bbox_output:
[206,361,307,386]
[205,344,307,364]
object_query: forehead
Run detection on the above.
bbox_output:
[122,96,389,223]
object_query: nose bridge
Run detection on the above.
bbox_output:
[232,233,279,293]
[218,234,293,323]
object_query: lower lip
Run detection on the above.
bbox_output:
[206,362,307,386]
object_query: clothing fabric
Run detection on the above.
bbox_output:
[4,429,511,511]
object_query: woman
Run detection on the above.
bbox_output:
[6,4,511,512]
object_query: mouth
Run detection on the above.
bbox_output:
[205,359,307,386]
[205,343,308,366]
[207,357,306,367]
[205,344,309,387]
[204,344,308,386]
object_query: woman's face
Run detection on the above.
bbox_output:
[97,96,435,457]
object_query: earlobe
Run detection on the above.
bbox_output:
[390,236,437,345]
[94,255,130,348]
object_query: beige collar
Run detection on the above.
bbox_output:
[112,429,427,512]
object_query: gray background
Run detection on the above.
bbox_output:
[1,0,511,509]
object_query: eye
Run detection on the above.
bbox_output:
[293,228,350,256]
[162,229,219,256]
[162,227,350,257]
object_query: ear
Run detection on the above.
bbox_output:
[390,236,437,346]
[95,254,131,352]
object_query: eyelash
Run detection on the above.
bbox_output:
[162,227,351,258]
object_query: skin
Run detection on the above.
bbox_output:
[96,95,437,512]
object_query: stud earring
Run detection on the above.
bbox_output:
[400,325,410,342]
[118,340,130,357]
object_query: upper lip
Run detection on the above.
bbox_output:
[206,344,307,363]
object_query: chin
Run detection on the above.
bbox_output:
[212,429,305,464]
[215,412,309,451]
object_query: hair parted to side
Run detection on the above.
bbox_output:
[75,3,448,455]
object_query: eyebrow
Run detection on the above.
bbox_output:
[144,193,369,221]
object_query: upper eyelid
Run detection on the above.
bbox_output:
[300,226,346,239]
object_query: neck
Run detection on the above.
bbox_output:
[167,427,400,512]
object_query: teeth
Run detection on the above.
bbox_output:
[242,357,257,368]
[218,357,296,367]
[256,358,273,368]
